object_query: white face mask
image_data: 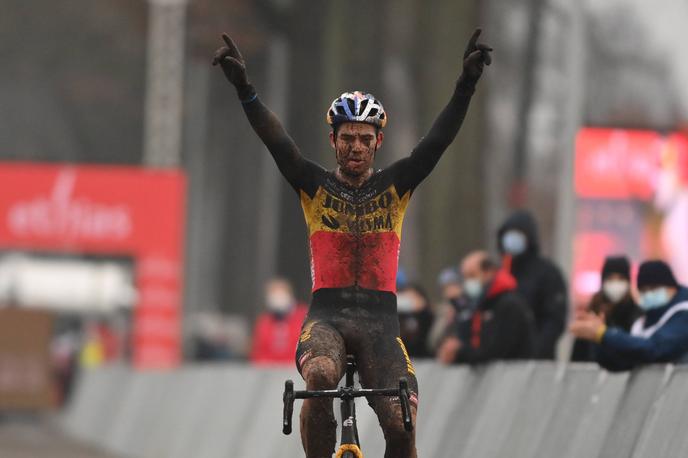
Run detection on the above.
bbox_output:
[602,280,629,303]
[396,292,416,313]
[502,230,528,255]
[266,290,293,314]
[639,288,671,311]
[463,278,483,299]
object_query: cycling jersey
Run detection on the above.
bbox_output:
[296,160,419,293]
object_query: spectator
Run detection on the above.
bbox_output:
[250,278,307,365]
[571,256,642,362]
[397,283,434,358]
[193,312,234,361]
[427,267,468,352]
[437,267,462,303]
[79,320,109,368]
[498,209,568,359]
[437,251,534,365]
[570,260,688,371]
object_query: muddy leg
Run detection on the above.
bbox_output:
[374,398,418,458]
[299,356,344,458]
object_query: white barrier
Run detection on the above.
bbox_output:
[60,362,686,458]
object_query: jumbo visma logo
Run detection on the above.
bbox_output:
[299,184,410,238]
[320,191,394,233]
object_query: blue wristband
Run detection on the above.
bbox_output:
[241,93,258,104]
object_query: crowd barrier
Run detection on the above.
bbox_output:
[60,361,688,458]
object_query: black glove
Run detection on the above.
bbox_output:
[212,34,254,101]
[462,28,493,83]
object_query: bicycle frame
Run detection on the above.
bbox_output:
[282,355,413,457]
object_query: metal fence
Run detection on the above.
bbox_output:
[60,361,688,458]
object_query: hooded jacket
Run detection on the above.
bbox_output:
[498,210,568,359]
[596,287,688,371]
[454,269,534,364]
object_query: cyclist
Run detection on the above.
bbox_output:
[213,28,492,458]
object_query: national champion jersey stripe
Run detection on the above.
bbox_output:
[300,183,410,293]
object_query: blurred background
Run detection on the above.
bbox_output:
[1,0,688,456]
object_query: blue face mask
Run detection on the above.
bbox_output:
[502,230,528,255]
[639,288,671,311]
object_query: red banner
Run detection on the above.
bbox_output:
[575,128,663,200]
[572,128,688,304]
[0,163,186,369]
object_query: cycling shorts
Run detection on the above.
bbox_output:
[295,287,419,406]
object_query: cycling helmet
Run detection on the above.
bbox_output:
[326,91,387,129]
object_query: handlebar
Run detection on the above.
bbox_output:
[281,377,414,435]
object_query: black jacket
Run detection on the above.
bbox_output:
[454,270,534,364]
[498,210,568,359]
[571,293,642,362]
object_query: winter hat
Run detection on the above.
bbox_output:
[637,260,679,289]
[601,256,630,281]
[437,267,461,286]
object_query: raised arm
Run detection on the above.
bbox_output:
[392,29,492,193]
[212,34,315,191]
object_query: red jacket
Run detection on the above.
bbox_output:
[250,305,308,365]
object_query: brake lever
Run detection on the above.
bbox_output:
[283,380,295,435]
[398,377,413,432]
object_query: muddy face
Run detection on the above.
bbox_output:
[330,123,383,179]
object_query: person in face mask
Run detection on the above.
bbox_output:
[250,278,308,365]
[397,284,434,358]
[436,251,534,365]
[497,210,568,359]
[570,260,688,371]
[427,267,472,353]
[571,256,642,362]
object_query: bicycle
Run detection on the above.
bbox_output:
[282,355,413,458]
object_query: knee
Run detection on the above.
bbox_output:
[303,356,340,390]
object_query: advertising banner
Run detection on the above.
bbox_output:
[573,128,688,304]
[0,163,186,369]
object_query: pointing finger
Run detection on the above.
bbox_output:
[222,33,243,60]
[467,28,482,50]
[464,28,482,59]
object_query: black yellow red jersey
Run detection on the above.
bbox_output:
[296,163,419,293]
